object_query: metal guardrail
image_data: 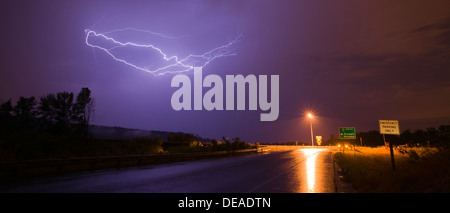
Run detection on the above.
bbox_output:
[0,149,260,181]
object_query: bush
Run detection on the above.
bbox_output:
[335,146,450,192]
[408,149,420,160]
[406,147,439,160]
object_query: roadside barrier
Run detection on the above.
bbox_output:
[0,149,259,182]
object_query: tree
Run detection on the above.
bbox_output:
[222,136,230,143]
[324,134,338,146]
[0,99,14,132]
[357,130,384,147]
[38,88,94,135]
[73,88,94,136]
[438,125,450,147]
[41,91,74,134]
[0,99,13,115]
[38,93,57,130]
[13,96,37,131]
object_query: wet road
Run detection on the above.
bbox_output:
[1,148,336,193]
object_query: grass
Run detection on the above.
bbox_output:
[0,133,164,162]
[335,146,450,193]
[165,141,259,153]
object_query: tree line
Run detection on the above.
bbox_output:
[324,125,450,147]
[164,132,258,153]
[0,87,94,136]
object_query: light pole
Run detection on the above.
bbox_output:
[308,113,314,146]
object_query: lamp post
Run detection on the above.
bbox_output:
[308,113,314,146]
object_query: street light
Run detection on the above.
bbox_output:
[308,113,314,146]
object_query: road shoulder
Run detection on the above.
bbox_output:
[332,152,356,193]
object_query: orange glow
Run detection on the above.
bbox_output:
[300,148,324,193]
[307,113,313,118]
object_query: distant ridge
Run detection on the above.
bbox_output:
[88,125,215,142]
[88,125,171,140]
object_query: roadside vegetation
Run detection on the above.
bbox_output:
[165,135,259,153]
[335,146,450,192]
[328,124,450,192]
[0,133,164,162]
[0,88,257,162]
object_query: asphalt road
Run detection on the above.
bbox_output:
[0,148,336,193]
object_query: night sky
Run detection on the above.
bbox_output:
[1,0,450,143]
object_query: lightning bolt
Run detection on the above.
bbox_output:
[85,28,241,76]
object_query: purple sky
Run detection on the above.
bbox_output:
[1,0,450,143]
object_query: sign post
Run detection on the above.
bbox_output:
[379,120,400,170]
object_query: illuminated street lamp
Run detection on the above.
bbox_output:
[308,113,314,146]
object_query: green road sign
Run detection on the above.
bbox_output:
[339,127,356,139]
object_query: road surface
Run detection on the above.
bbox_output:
[0,148,336,193]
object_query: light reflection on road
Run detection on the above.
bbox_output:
[298,148,325,193]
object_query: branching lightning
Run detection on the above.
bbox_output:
[85,28,241,76]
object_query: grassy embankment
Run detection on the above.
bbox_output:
[334,146,450,192]
[0,133,164,162]
[0,132,259,162]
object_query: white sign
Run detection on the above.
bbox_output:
[379,120,400,135]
